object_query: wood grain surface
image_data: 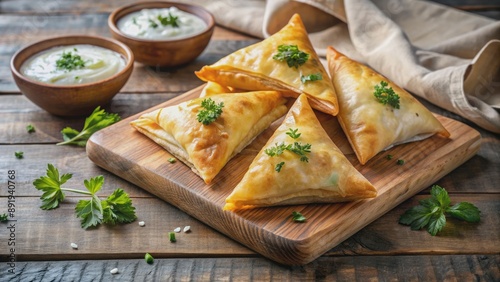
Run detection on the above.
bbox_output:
[87,85,482,265]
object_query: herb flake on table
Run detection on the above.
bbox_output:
[57,106,120,147]
[399,185,481,236]
[145,253,154,264]
[374,81,400,109]
[26,124,36,133]
[273,44,309,68]
[15,151,24,159]
[33,164,137,229]
[0,213,7,222]
[292,211,306,223]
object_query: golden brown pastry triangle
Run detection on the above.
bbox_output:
[224,94,376,211]
[326,47,450,165]
[130,91,288,184]
[195,14,339,116]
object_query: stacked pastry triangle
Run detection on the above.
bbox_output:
[130,91,288,184]
[131,14,450,211]
[195,13,339,116]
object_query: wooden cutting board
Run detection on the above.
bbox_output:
[87,85,481,265]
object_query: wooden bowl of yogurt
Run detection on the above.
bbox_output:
[10,35,134,116]
[108,1,215,67]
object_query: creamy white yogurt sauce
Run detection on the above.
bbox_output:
[21,44,126,85]
[117,7,207,40]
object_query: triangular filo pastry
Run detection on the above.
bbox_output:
[195,14,339,116]
[199,81,239,97]
[224,94,376,211]
[130,91,288,184]
[326,47,450,165]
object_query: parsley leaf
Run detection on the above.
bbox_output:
[301,73,322,84]
[399,185,481,236]
[286,128,301,139]
[33,164,72,210]
[158,13,179,27]
[265,143,290,157]
[288,142,311,162]
[374,81,400,109]
[15,151,24,159]
[56,51,86,71]
[275,161,285,172]
[292,211,306,222]
[196,98,224,125]
[33,164,137,229]
[273,45,309,68]
[102,188,137,225]
[57,106,121,146]
[0,213,8,222]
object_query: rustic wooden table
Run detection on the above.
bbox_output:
[1,1,499,281]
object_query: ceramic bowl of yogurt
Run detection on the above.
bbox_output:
[10,35,134,116]
[109,1,215,67]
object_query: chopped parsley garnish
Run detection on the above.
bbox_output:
[168,157,176,163]
[374,81,400,109]
[301,73,322,84]
[15,151,24,159]
[148,19,158,28]
[397,159,405,165]
[196,98,224,125]
[0,213,8,222]
[286,128,301,139]
[291,211,306,223]
[33,164,137,229]
[386,154,393,160]
[158,13,179,27]
[265,128,312,172]
[273,45,309,68]
[56,51,85,71]
[399,185,480,236]
[26,124,35,133]
[288,142,311,162]
[275,161,285,172]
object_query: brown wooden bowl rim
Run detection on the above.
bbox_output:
[108,1,215,43]
[10,34,134,89]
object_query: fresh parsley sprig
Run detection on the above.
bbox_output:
[374,81,400,109]
[399,185,480,236]
[0,213,8,222]
[33,164,137,229]
[301,73,322,84]
[197,98,224,125]
[56,50,85,71]
[273,45,309,68]
[57,106,120,146]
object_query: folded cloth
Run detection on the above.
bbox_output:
[198,0,500,133]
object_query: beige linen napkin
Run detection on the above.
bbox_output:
[199,0,500,133]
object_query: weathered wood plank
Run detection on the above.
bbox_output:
[1,255,498,281]
[0,194,497,261]
[0,94,180,144]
